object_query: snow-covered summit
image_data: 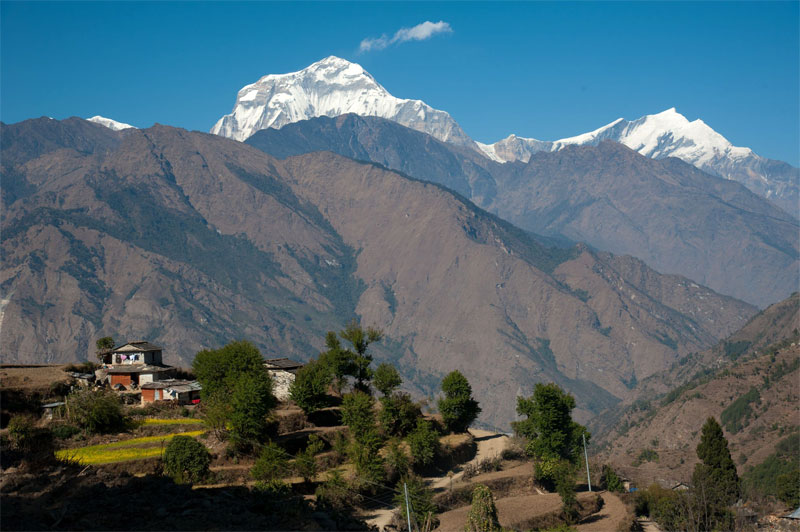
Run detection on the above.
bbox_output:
[87,116,136,131]
[210,56,474,147]
[481,108,797,215]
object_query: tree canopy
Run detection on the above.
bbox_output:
[437,370,481,433]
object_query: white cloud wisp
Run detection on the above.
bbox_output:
[360,20,452,53]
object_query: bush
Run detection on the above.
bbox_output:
[316,469,360,510]
[373,363,402,397]
[407,418,439,472]
[294,434,324,483]
[341,391,377,443]
[393,474,438,529]
[290,359,332,414]
[348,430,385,491]
[51,424,81,440]
[464,484,501,532]
[437,371,481,433]
[251,441,289,482]
[228,371,276,453]
[163,435,211,484]
[600,464,625,492]
[66,388,126,434]
[379,392,421,437]
[7,415,37,451]
[384,439,410,484]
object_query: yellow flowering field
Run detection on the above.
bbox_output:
[56,429,206,465]
[141,418,205,426]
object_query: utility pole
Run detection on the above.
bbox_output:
[404,482,413,532]
[583,432,592,492]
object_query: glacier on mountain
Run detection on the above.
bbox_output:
[87,115,136,131]
[210,56,474,148]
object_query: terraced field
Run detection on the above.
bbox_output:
[56,427,206,465]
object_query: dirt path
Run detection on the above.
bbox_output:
[430,429,509,489]
[575,491,627,532]
[638,517,664,532]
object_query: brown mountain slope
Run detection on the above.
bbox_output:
[246,116,799,307]
[599,342,799,489]
[1,119,755,426]
[593,293,800,487]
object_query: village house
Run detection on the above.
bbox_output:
[264,358,304,401]
[97,341,176,389]
[140,379,202,405]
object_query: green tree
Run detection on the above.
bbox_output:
[339,320,383,392]
[294,434,324,484]
[348,429,385,491]
[379,392,421,437]
[600,464,625,492]
[341,391,377,443]
[464,484,501,532]
[192,341,276,452]
[228,371,276,452]
[776,468,800,506]
[393,474,438,529]
[407,418,440,471]
[318,332,353,394]
[290,358,332,414]
[693,417,740,506]
[374,363,402,397]
[251,441,290,482]
[437,370,481,433]
[66,388,126,434]
[192,340,266,400]
[163,435,211,484]
[95,336,114,360]
[512,383,588,487]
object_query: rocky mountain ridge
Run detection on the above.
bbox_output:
[245,114,799,307]
[1,117,757,426]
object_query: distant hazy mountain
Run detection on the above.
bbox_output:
[87,115,136,131]
[478,108,799,216]
[2,117,756,426]
[246,114,799,308]
[210,56,474,148]
[214,57,797,215]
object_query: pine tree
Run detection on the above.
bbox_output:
[693,417,740,505]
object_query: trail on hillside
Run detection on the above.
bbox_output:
[575,491,627,532]
[366,429,509,531]
[430,429,510,489]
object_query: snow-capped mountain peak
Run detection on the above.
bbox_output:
[87,115,136,131]
[210,56,475,147]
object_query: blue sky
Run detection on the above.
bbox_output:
[2,1,798,165]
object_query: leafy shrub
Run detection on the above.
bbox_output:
[163,435,211,484]
[294,434,324,483]
[7,415,36,451]
[464,484,501,532]
[66,388,127,434]
[393,474,438,529]
[316,469,360,510]
[407,418,439,472]
[437,371,481,433]
[341,391,377,442]
[251,441,289,482]
[632,448,659,466]
[228,371,276,453]
[379,392,421,437]
[373,363,402,397]
[51,424,81,440]
[600,464,625,492]
[348,430,385,491]
[720,387,760,433]
[290,359,332,414]
[384,439,410,484]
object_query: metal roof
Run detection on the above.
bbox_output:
[106,364,173,374]
[112,341,162,353]
[141,379,201,392]
[264,357,304,370]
